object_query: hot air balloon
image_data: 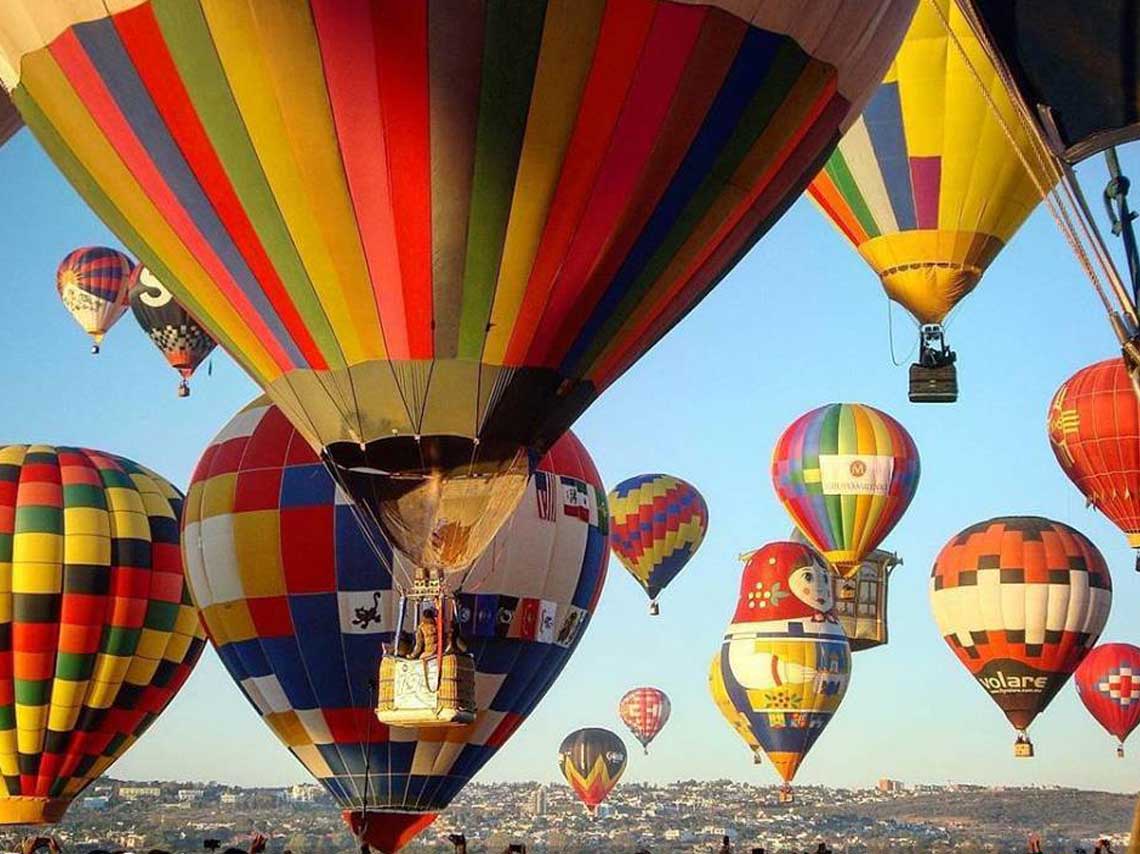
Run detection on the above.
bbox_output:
[0,445,205,825]
[0,0,913,577]
[0,89,20,147]
[772,403,920,577]
[711,542,851,803]
[56,247,134,354]
[1075,643,1140,759]
[558,728,627,815]
[608,474,708,615]
[807,0,1045,401]
[708,653,762,764]
[182,399,608,854]
[1048,359,1140,570]
[930,516,1112,757]
[618,687,671,755]
[128,266,217,398]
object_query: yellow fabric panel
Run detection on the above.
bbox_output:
[233,510,285,597]
[87,655,131,709]
[46,680,83,713]
[104,486,145,516]
[133,628,170,663]
[62,506,109,537]
[264,710,309,748]
[292,744,333,778]
[483,0,605,366]
[212,599,256,644]
[172,605,204,642]
[200,473,238,521]
[61,533,109,567]
[15,710,47,755]
[11,560,61,595]
[200,604,232,646]
[161,629,194,665]
[200,0,382,366]
[859,229,1003,323]
[0,746,16,779]
[125,655,160,687]
[183,483,205,527]
[17,50,281,384]
[46,703,81,734]
[893,6,946,158]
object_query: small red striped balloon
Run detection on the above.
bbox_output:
[1049,358,1140,569]
[618,686,671,754]
[1074,643,1140,757]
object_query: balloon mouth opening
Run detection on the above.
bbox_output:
[323,436,533,574]
[342,809,438,853]
[0,796,70,825]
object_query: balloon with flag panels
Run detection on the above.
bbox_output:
[1074,643,1140,758]
[0,0,914,577]
[558,727,627,815]
[608,474,708,614]
[772,403,920,577]
[182,398,608,854]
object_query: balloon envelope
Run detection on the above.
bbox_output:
[930,516,1111,736]
[712,542,850,785]
[772,403,920,574]
[56,247,134,350]
[128,266,216,392]
[961,1,1140,163]
[0,445,205,824]
[608,474,708,604]
[1048,358,1140,552]
[1074,643,1140,752]
[0,89,19,147]
[0,0,913,572]
[618,687,671,754]
[808,0,1044,326]
[558,727,627,813]
[182,399,608,853]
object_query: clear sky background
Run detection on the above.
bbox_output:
[1,127,1138,795]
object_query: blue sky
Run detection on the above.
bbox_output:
[2,128,1138,794]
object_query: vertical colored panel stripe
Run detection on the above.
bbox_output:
[910,156,941,230]
[456,0,549,360]
[481,0,606,367]
[861,82,915,231]
[427,0,486,359]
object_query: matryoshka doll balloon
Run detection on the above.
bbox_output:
[711,541,851,803]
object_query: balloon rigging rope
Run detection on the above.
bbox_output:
[886,295,918,367]
[928,0,1123,320]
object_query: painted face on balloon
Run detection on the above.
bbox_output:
[789,563,833,612]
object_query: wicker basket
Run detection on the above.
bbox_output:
[376,653,477,727]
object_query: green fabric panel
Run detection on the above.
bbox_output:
[14,506,62,535]
[143,600,180,633]
[456,0,549,359]
[62,483,108,510]
[152,0,348,372]
[0,706,15,730]
[826,153,881,239]
[55,652,94,682]
[570,41,809,374]
[15,679,50,706]
[0,533,12,562]
[104,626,142,658]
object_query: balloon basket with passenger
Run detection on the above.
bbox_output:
[909,324,958,404]
[778,785,794,805]
[375,576,476,728]
[1014,732,1034,758]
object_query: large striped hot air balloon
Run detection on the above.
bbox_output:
[807,0,1045,392]
[55,247,134,354]
[1075,643,1140,759]
[772,403,920,576]
[618,687,671,755]
[0,445,205,825]
[1048,358,1140,569]
[558,727,627,815]
[930,516,1112,756]
[182,399,608,854]
[0,0,914,576]
[712,542,850,802]
[128,266,216,398]
[608,474,708,614]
